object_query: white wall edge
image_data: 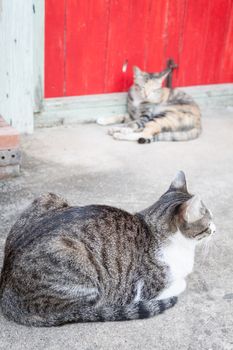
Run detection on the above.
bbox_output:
[0,0,34,133]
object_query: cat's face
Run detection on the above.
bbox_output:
[170,171,216,242]
[177,196,215,242]
[133,66,169,101]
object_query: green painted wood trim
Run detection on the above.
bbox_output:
[35,84,233,128]
[33,0,44,113]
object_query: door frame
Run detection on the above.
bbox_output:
[33,0,45,114]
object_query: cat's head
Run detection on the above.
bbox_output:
[166,171,216,242]
[133,66,170,101]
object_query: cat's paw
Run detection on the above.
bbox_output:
[119,127,134,134]
[108,126,123,135]
[109,127,133,135]
[96,117,111,126]
[112,132,126,140]
[112,132,138,141]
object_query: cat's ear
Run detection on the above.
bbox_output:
[133,66,144,85]
[181,195,205,223]
[133,66,142,77]
[157,69,170,86]
[169,171,187,192]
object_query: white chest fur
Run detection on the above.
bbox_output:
[156,231,197,300]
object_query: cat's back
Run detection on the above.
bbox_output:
[4,199,141,256]
[127,85,143,119]
[0,195,148,308]
[167,88,200,109]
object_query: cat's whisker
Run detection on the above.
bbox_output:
[199,234,215,263]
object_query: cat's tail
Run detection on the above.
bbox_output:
[92,296,178,322]
[56,296,177,326]
[42,296,177,326]
[0,293,177,326]
[138,127,201,143]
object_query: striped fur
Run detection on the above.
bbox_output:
[0,287,177,326]
[138,128,201,143]
[0,172,214,326]
[107,67,201,143]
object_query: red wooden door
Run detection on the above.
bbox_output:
[45,0,233,98]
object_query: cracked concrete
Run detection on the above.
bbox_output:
[0,107,233,350]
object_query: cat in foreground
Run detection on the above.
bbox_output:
[97,66,201,143]
[0,171,215,327]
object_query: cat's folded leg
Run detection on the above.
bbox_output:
[112,127,155,142]
[113,131,144,141]
[109,126,136,136]
[109,120,142,136]
[108,125,128,135]
[97,114,129,126]
[137,122,162,143]
[156,280,186,300]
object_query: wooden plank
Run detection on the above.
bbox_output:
[35,92,128,127]
[220,2,233,83]
[35,84,233,128]
[145,0,169,72]
[0,0,34,133]
[65,0,110,96]
[164,0,187,87]
[43,92,127,109]
[178,0,211,86]
[44,0,233,97]
[103,0,131,93]
[33,0,45,111]
[122,0,151,90]
[45,0,66,97]
[201,0,232,84]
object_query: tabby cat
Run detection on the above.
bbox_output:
[97,67,201,143]
[0,171,215,327]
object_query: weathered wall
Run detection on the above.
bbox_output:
[0,0,34,133]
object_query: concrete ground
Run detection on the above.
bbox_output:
[0,107,233,350]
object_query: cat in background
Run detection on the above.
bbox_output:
[97,66,201,143]
[0,171,215,327]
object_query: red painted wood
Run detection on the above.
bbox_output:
[101,0,130,93]
[220,1,233,82]
[177,0,211,86]
[145,0,169,72]
[45,0,66,97]
[45,0,233,97]
[65,0,110,95]
[125,0,152,88]
[164,0,187,87]
[200,0,232,85]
